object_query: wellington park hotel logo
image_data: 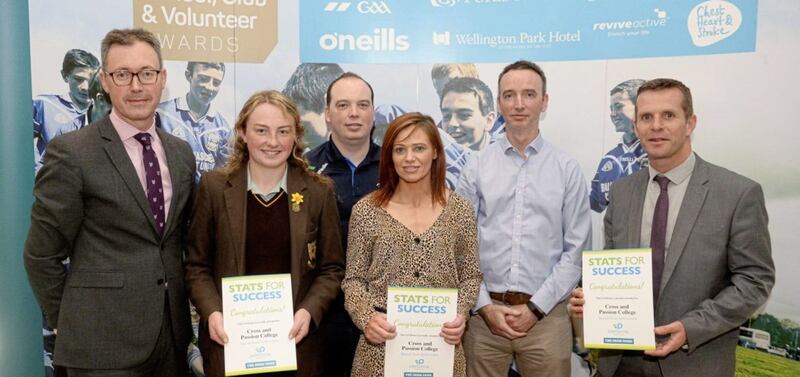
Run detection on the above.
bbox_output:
[432,30,581,49]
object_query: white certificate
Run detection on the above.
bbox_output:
[222,274,296,375]
[582,249,656,350]
[385,286,458,377]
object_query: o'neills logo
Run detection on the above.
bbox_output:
[319,28,410,51]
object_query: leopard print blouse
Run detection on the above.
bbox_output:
[342,192,482,377]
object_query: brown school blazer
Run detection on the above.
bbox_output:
[185,164,345,377]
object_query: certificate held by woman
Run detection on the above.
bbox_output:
[385,286,459,377]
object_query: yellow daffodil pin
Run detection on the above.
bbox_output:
[290,192,304,212]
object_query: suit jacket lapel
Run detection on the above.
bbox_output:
[661,156,709,293]
[626,170,649,248]
[99,118,159,235]
[286,165,308,299]
[224,167,248,274]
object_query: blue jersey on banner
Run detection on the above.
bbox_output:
[440,128,471,189]
[70,110,93,131]
[158,96,232,181]
[488,115,506,143]
[590,139,647,212]
[33,94,85,172]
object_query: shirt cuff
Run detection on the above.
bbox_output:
[473,284,493,312]
[532,290,556,315]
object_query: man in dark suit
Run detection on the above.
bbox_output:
[24,28,196,376]
[569,78,774,376]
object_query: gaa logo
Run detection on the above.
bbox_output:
[325,1,392,14]
[358,1,392,14]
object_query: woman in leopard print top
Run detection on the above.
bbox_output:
[342,113,482,377]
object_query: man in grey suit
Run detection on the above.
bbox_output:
[569,78,774,377]
[24,28,196,376]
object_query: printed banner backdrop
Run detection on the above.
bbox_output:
[28,0,799,375]
[300,0,758,63]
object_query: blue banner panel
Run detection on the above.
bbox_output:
[300,0,757,63]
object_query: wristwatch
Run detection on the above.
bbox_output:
[526,301,545,321]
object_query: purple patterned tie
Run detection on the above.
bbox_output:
[650,175,670,305]
[134,133,165,236]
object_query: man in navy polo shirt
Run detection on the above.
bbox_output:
[305,72,380,377]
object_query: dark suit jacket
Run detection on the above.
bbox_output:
[24,115,196,369]
[185,164,345,377]
[597,155,774,377]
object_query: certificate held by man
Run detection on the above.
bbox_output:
[385,287,458,377]
[582,249,656,350]
[222,274,297,375]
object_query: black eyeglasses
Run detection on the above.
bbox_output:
[105,69,162,86]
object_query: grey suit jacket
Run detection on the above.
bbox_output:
[24,115,196,369]
[597,155,774,377]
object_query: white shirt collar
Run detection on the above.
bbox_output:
[247,163,288,197]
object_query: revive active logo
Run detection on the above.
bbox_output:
[592,8,669,36]
[319,28,410,51]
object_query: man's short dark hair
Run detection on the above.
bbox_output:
[439,77,494,116]
[497,60,547,96]
[611,79,647,103]
[325,72,375,107]
[186,61,226,76]
[636,78,694,119]
[282,63,344,114]
[101,28,163,70]
[61,49,100,79]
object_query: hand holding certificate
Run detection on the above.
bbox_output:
[385,287,458,377]
[581,249,656,350]
[222,274,297,376]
